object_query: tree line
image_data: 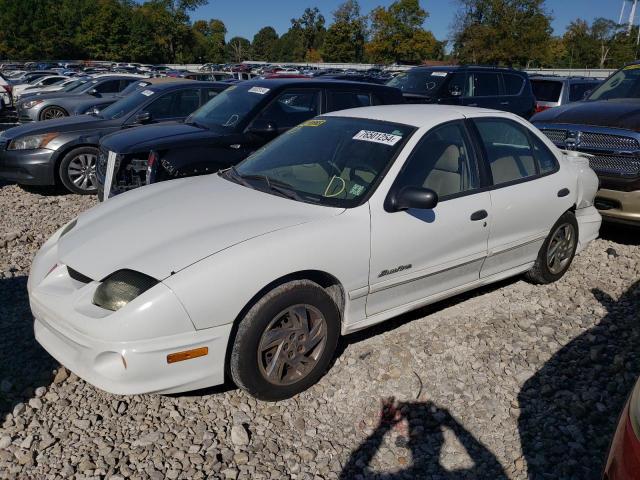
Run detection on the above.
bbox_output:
[1,0,639,69]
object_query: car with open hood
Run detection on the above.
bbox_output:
[0,81,228,194]
[29,105,601,401]
[97,78,405,200]
[533,62,640,226]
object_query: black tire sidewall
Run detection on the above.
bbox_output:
[59,146,99,195]
[537,212,579,283]
[231,282,340,401]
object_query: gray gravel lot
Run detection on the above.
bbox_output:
[0,180,638,479]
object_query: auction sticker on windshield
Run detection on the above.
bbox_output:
[248,86,270,95]
[140,90,154,96]
[431,71,448,77]
[302,119,326,127]
[353,130,402,146]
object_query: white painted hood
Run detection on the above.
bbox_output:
[58,174,343,280]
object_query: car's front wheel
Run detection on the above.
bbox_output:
[230,280,340,401]
[59,147,99,195]
[525,211,578,284]
[40,106,68,121]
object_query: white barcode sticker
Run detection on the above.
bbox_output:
[103,151,117,201]
[353,130,402,146]
[431,71,448,77]
[140,89,154,96]
[248,86,270,95]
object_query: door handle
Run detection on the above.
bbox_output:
[468,103,478,107]
[230,144,241,149]
[557,188,570,197]
[500,101,510,105]
[470,210,488,221]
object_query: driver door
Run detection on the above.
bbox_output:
[367,121,491,316]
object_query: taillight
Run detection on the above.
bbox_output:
[2,84,12,94]
[535,104,550,113]
[146,150,158,184]
[604,378,640,479]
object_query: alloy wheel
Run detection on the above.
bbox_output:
[67,153,98,192]
[41,107,66,120]
[257,304,328,386]
[546,223,576,275]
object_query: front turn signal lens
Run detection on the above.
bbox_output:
[167,347,209,364]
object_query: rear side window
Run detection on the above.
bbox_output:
[256,89,321,129]
[94,80,121,94]
[326,91,371,111]
[531,80,562,102]
[569,83,593,102]
[474,119,537,185]
[470,73,500,97]
[503,74,524,95]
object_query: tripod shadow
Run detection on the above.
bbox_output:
[518,281,640,479]
[340,398,508,479]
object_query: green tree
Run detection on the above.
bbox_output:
[366,0,441,64]
[226,36,251,63]
[273,26,306,62]
[291,7,326,59]
[252,27,279,61]
[452,0,553,67]
[322,0,367,62]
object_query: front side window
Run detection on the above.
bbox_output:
[589,66,640,100]
[254,89,320,130]
[231,116,414,207]
[474,119,538,185]
[94,80,121,94]
[395,122,479,199]
[569,83,594,102]
[470,73,500,97]
[387,69,452,96]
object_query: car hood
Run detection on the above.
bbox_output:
[531,98,640,131]
[19,91,88,102]
[100,122,211,154]
[0,114,109,140]
[57,174,342,280]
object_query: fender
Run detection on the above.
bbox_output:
[154,145,240,182]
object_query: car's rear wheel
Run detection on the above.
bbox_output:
[525,211,578,284]
[230,280,340,401]
[40,106,67,121]
[59,147,99,195]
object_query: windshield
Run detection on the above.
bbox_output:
[231,116,414,208]
[387,70,450,95]
[99,88,152,119]
[589,66,640,100]
[187,84,268,130]
[531,80,563,102]
[63,79,88,92]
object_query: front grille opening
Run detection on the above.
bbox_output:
[67,266,93,284]
[594,197,622,211]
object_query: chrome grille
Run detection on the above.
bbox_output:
[588,155,640,177]
[579,132,639,150]
[540,128,567,144]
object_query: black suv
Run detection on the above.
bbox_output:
[98,78,404,199]
[387,66,536,118]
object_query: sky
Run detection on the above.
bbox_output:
[189,0,619,42]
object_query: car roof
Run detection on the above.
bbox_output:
[323,104,507,128]
[243,77,398,92]
[412,65,526,74]
[145,80,229,91]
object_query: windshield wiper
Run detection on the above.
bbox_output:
[227,168,311,202]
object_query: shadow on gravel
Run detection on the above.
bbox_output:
[340,397,508,479]
[599,223,640,246]
[518,280,640,479]
[0,276,57,418]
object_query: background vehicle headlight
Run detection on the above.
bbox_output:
[8,133,59,150]
[22,99,44,109]
[93,270,158,311]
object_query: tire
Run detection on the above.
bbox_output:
[58,147,99,195]
[39,106,68,121]
[525,211,579,284]
[230,280,341,401]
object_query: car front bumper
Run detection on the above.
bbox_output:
[0,147,56,185]
[15,103,39,123]
[595,188,640,226]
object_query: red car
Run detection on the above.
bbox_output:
[604,377,640,478]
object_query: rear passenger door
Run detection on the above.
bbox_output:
[462,72,503,111]
[470,117,573,278]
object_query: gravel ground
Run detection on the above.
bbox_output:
[0,180,638,479]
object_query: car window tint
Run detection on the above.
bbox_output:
[42,77,60,85]
[145,93,174,119]
[531,80,563,102]
[204,88,221,100]
[443,72,467,97]
[503,74,524,95]
[173,89,201,117]
[326,91,371,111]
[471,73,500,97]
[94,80,121,94]
[569,83,593,102]
[396,122,479,198]
[530,134,558,174]
[474,119,538,185]
[256,89,320,129]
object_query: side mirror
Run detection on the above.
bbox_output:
[582,89,592,100]
[134,111,152,124]
[387,186,439,212]
[448,84,463,97]
[248,119,277,136]
[88,88,98,96]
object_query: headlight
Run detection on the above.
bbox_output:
[93,270,158,311]
[22,99,44,109]
[8,132,59,150]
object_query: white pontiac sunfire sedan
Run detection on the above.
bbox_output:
[28,105,602,401]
